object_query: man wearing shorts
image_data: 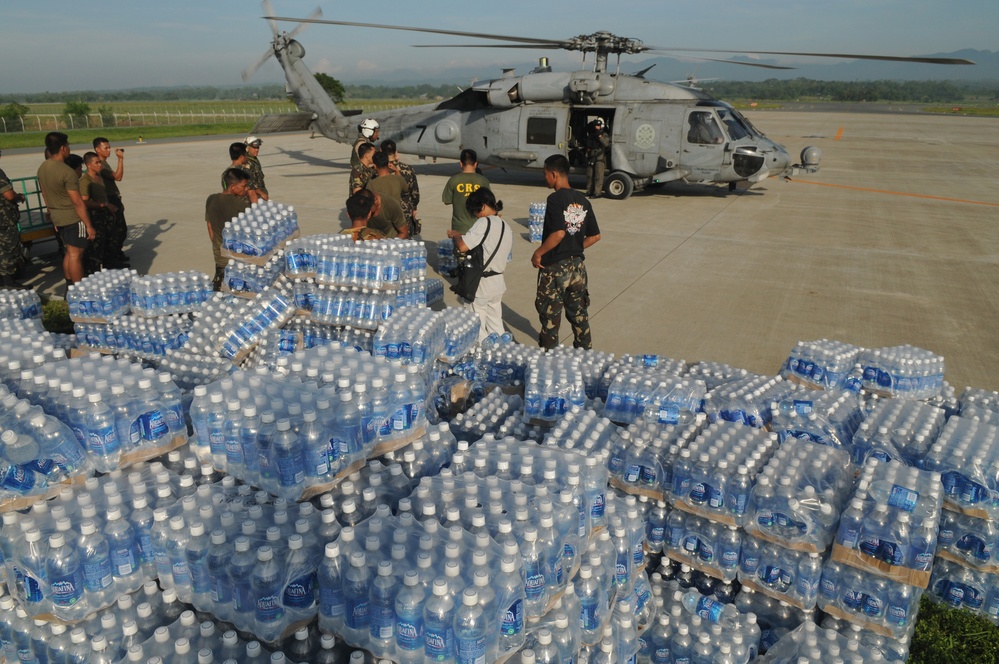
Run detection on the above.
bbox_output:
[37,132,95,287]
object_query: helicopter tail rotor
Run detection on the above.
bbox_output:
[242,1,322,81]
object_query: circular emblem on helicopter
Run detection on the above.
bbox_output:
[634,123,656,149]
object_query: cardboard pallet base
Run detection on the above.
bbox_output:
[120,435,190,468]
[610,477,666,502]
[831,543,931,589]
[371,427,427,458]
[819,602,904,640]
[943,499,992,521]
[672,498,740,528]
[0,472,88,514]
[298,458,367,502]
[738,577,813,612]
[935,548,999,575]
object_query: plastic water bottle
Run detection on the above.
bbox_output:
[395,569,426,664]
[454,588,490,664]
[369,560,397,652]
[319,542,345,635]
[78,519,114,609]
[343,551,372,644]
[85,392,121,472]
[521,527,549,616]
[168,516,193,602]
[106,506,143,595]
[424,578,456,664]
[185,521,212,608]
[46,532,88,620]
[207,530,232,621]
[496,555,526,655]
[229,537,257,626]
[273,418,305,491]
[252,545,285,641]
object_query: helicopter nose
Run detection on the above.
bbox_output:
[768,143,791,177]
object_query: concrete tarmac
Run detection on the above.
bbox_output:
[4,111,998,391]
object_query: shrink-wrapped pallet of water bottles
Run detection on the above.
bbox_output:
[7,207,999,664]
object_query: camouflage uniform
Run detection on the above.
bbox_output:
[349,165,377,195]
[244,155,268,197]
[99,159,128,267]
[79,172,112,274]
[535,256,591,350]
[392,159,421,234]
[350,136,367,170]
[0,168,23,279]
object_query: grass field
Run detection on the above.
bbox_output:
[0,123,256,150]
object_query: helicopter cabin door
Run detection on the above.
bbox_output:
[682,109,728,182]
[519,107,569,169]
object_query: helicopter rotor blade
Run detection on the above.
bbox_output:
[411,44,565,49]
[646,47,974,66]
[242,47,276,81]
[244,5,324,81]
[670,56,795,71]
[285,6,323,41]
[262,0,279,37]
[263,16,568,47]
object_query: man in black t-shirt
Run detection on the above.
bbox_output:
[531,154,601,350]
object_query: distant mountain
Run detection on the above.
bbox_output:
[332,49,999,85]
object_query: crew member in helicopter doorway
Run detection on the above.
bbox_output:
[585,118,611,198]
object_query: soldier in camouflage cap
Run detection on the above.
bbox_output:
[0,149,25,287]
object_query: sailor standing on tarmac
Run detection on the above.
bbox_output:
[351,119,380,170]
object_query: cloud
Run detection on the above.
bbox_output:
[314,58,344,75]
[356,60,380,72]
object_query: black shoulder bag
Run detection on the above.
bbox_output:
[450,217,506,302]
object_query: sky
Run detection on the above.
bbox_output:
[3,0,997,93]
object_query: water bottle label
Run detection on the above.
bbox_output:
[683,535,699,554]
[590,492,605,518]
[862,593,883,616]
[721,548,739,569]
[455,633,486,664]
[172,559,191,587]
[650,525,665,545]
[758,565,782,587]
[792,399,813,415]
[165,405,184,431]
[640,465,657,486]
[27,459,56,476]
[819,576,836,597]
[915,549,935,568]
[624,463,641,484]
[554,556,564,584]
[190,561,211,593]
[653,647,671,664]
[425,625,453,661]
[888,484,919,512]
[138,410,169,441]
[370,603,395,639]
[320,583,344,617]
[579,598,600,631]
[635,585,652,611]
[525,565,546,601]
[695,596,723,623]
[0,465,36,493]
[209,430,226,455]
[887,603,909,625]
[84,555,114,591]
[397,614,423,649]
[689,482,707,504]
[225,436,244,464]
[346,597,369,629]
[276,455,305,487]
[111,545,137,577]
[256,592,284,623]
[859,535,881,558]
[658,404,680,425]
[500,599,528,636]
[136,530,153,564]
[878,540,904,566]
[88,424,120,456]
[697,538,714,563]
[962,479,990,505]
[707,483,724,509]
[50,569,85,606]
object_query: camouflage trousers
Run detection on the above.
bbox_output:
[84,208,113,274]
[0,201,23,277]
[535,256,592,350]
[107,195,128,264]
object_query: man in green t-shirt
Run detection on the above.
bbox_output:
[366,151,409,209]
[37,132,95,286]
[442,148,490,234]
[205,168,253,290]
[80,152,117,274]
[366,192,409,239]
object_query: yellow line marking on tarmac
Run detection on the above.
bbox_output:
[791,179,999,207]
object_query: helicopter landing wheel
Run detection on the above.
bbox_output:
[604,172,634,200]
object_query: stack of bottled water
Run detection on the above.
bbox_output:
[1,463,185,621]
[849,398,947,467]
[597,354,686,403]
[686,360,752,390]
[0,316,45,336]
[958,386,999,425]
[921,415,999,518]
[744,439,854,553]
[472,336,542,385]
[528,202,545,243]
[820,614,915,663]
[703,374,798,429]
[225,252,286,295]
[759,619,896,663]
[546,345,614,399]
[0,288,41,321]
[669,421,779,525]
[606,416,703,499]
[739,539,826,610]
[129,271,213,317]
[637,375,708,429]
[781,339,863,390]
[222,200,301,258]
[936,508,999,570]
[426,277,445,306]
[818,559,924,637]
[67,269,134,320]
[729,583,811,655]
[219,285,297,361]
[449,390,525,442]
[0,385,92,501]
[75,314,191,357]
[155,349,234,391]
[664,510,743,581]
[545,407,618,456]
[283,234,353,277]
[437,237,457,274]
[928,558,999,624]
[859,344,946,399]
[439,307,480,362]
[372,308,446,366]
[310,284,399,330]
[175,293,241,357]
[18,355,187,472]
[638,581,762,664]
[833,458,942,575]
[523,354,587,424]
[770,389,864,451]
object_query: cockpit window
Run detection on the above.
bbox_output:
[716,108,752,141]
[687,111,724,145]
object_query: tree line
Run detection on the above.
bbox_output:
[700,78,999,103]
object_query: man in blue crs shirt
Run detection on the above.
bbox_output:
[531,154,601,350]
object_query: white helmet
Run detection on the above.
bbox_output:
[359,119,379,138]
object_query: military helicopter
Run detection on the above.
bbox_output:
[245,5,973,199]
